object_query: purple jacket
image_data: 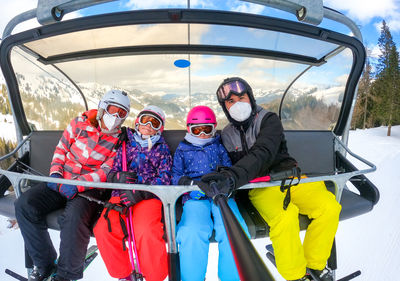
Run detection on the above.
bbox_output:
[110,128,172,197]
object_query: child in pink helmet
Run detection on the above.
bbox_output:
[172,105,249,281]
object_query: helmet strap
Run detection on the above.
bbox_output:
[96,108,105,121]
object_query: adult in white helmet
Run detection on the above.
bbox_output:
[15,90,131,281]
[97,89,131,133]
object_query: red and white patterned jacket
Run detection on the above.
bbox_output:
[49,110,119,192]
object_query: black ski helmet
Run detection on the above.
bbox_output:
[216,77,257,127]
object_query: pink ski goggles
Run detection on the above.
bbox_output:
[216,80,247,102]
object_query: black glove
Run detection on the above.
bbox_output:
[120,190,145,207]
[198,171,236,199]
[108,171,137,184]
[178,176,193,185]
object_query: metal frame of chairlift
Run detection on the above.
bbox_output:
[0,1,377,280]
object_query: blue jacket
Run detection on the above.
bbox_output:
[172,135,232,185]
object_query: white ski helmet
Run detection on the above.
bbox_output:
[97,89,130,121]
[135,105,166,133]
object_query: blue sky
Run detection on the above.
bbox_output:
[0,0,400,66]
[1,0,400,56]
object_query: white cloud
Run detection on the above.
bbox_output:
[335,74,349,85]
[369,44,382,59]
[230,2,265,14]
[324,0,398,24]
[374,12,400,33]
[0,0,38,38]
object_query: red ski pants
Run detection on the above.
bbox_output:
[94,197,168,281]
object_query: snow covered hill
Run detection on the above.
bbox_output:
[0,126,399,281]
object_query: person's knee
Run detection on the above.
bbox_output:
[14,194,41,222]
[177,221,212,244]
[267,202,299,230]
[324,198,342,219]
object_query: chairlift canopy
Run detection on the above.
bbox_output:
[0,8,365,137]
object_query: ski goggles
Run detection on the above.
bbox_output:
[216,80,247,102]
[138,113,163,130]
[188,124,216,136]
[105,104,128,119]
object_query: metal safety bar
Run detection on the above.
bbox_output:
[0,131,376,257]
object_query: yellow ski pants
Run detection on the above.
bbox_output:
[249,181,341,280]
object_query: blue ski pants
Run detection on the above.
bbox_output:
[177,198,250,281]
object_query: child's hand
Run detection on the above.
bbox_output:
[189,190,205,200]
[108,171,137,184]
[120,190,144,206]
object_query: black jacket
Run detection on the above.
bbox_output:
[222,110,297,188]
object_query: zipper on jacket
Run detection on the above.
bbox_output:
[239,125,249,154]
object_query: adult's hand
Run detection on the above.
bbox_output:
[58,184,78,199]
[47,173,63,191]
[197,171,236,199]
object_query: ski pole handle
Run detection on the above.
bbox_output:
[269,167,300,181]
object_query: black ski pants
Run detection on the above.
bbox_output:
[14,182,106,280]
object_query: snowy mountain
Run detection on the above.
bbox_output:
[8,69,344,132]
[0,126,399,281]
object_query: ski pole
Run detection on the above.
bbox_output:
[210,182,275,281]
[128,207,142,273]
[77,193,126,213]
[121,141,142,277]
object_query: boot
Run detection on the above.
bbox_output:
[50,274,71,281]
[308,266,333,281]
[28,265,56,281]
[290,274,313,281]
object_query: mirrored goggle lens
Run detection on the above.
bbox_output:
[217,80,247,101]
[190,124,215,136]
[139,114,162,130]
[106,104,128,119]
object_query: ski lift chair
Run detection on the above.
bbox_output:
[0,1,380,280]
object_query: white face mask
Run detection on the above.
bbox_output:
[102,113,122,132]
[228,101,252,122]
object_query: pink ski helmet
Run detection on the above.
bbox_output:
[186,106,217,132]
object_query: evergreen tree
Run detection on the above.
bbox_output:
[371,20,400,135]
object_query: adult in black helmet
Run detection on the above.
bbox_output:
[217,77,258,128]
[198,77,340,281]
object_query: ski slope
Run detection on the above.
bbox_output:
[1,126,399,281]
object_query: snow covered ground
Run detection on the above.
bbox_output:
[0,126,399,281]
[0,114,17,142]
